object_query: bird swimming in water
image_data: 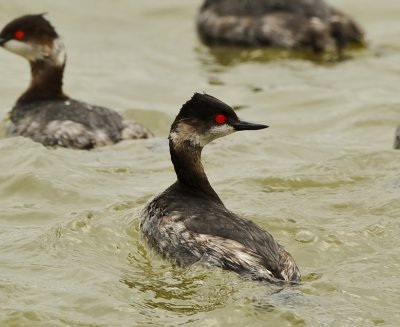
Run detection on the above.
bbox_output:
[0,14,153,149]
[197,0,365,54]
[140,93,300,284]
[394,126,400,149]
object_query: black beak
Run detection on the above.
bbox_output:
[0,37,7,47]
[233,120,269,131]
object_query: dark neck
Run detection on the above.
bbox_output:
[17,59,68,104]
[170,140,223,203]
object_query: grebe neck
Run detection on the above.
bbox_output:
[17,38,67,104]
[169,140,222,203]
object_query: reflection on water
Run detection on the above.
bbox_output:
[196,44,368,67]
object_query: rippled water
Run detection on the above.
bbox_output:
[1,1,400,326]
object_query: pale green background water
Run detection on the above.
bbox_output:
[0,1,399,326]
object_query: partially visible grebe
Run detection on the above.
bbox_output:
[197,0,365,53]
[0,14,153,149]
[394,126,400,149]
[140,93,300,284]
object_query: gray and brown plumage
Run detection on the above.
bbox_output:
[197,0,365,53]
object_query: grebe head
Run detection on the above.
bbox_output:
[0,14,65,65]
[169,93,268,148]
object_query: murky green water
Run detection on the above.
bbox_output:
[1,1,400,326]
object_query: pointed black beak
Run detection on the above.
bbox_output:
[233,120,269,131]
[0,37,7,47]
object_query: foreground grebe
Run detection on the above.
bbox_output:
[197,0,365,53]
[0,14,153,149]
[141,93,300,284]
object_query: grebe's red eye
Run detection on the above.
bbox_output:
[215,114,227,124]
[14,30,25,40]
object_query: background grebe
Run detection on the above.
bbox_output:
[0,14,153,149]
[197,0,365,54]
[141,93,300,284]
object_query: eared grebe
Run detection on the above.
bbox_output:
[140,93,300,284]
[394,126,400,149]
[197,0,365,53]
[0,14,153,149]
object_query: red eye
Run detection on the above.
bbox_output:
[215,114,227,124]
[14,30,25,40]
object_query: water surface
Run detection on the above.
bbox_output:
[1,1,400,326]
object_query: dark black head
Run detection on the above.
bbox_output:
[169,93,268,148]
[0,14,63,63]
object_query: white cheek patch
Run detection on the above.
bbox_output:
[208,124,235,138]
[170,122,235,148]
[3,39,49,61]
[3,39,39,60]
[189,124,235,147]
[3,38,65,66]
